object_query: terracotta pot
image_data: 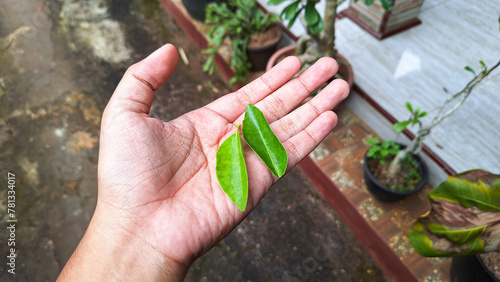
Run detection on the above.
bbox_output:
[247,25,283,72]
[363,143,428,202]
[265,45,354,89]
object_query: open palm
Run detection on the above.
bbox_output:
[94,44,348,277]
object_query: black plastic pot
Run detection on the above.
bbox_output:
[363,144,428,202]
[247,27,282,72]
[450,255,499,282]
[182,0,216,22]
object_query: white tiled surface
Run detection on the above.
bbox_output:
[335,0,500,174]
[263,0,500,174]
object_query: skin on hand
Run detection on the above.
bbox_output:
[58,43,349,281]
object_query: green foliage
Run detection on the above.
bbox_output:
[269,0,323,34]
[216,105,288,210]
[409,170,500,257]
[366,138,419,191]
[394,156,421,191]
[203,0,279,84]
[242,104,288,177]
[366,137,400,165]
[465,60,489,78]
[354,0,393,11]
[392,102,427,133]
[269,0,392,36]
[216,125,248,211]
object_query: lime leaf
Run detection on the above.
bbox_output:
[216,125,248,211]
[242,104,288,177]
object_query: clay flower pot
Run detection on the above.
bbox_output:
[265,45,354,89]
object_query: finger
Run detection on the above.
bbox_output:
[254,57,339,124]
[232,57,339,126]
[271,78,349,142]
[283,111,338,169]
[205,56,301,122]
[106,44,179,115]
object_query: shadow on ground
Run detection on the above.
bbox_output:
[0,0,384,281]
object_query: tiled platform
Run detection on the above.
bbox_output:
[334,0,500,174]
[161,1,452,281]
[300,102,451,281]
[262,0,500,176]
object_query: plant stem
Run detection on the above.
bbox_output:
[319,0,338,58]
[387,59,500,177]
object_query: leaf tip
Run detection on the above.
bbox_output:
[236,201,247,211]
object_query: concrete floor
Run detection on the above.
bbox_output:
[0,0,384,281]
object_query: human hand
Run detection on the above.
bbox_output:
[58,44,349,281]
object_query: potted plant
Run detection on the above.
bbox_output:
[342,0,425,39]
[364,137,428,201]
[203,0,281,84]
[408,170,500,281]
[363,57,500,201]
[364,17,500,201]
[265,0,393,88]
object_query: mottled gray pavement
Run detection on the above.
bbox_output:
[0,0,384,281]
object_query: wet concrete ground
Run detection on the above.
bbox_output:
[0,0,385,281]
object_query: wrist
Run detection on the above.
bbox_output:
[58,204,188,281]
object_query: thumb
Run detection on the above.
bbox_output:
[106,44,179,116]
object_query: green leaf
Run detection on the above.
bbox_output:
[229,77,239,85]
[409,222,487,257]
[282,1,300,21]
[408,224,452,257]
[405,102,413,113]
[465,66,476,76]
[242,104,288,177]
[304,2,320,26]
[267,0,287,5]
[479,60,487,72]
[308,17,324,34]
[429,172,500,211]
[366,137,379,146]
[286,7,302,28]
[418,111,427,118]
[216,125,248,211]
[380,0,393,11]
[366,146,378,157]
[380,150,388,158]
[393,120,411,133]
[409,170,500,257]
[364,0,375,5]
[381,140,391,149]
[428,223,487,246]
